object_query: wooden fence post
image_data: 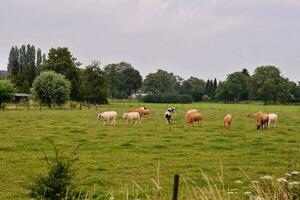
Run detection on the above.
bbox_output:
[172,174,180,200]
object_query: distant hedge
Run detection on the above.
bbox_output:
[142,93,193,103]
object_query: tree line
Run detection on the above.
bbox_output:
[1,44,299,108]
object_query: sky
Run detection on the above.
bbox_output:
[0,0,300,81]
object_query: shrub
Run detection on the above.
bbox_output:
[29,139,85,199]
[0,80,15,109]
[33,71,71,108]
[202,94,209,102]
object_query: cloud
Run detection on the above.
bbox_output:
[0,0,299,81]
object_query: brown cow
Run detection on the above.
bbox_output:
[186,112,203,127]
[224,114,233,129]
[256,112,269,130]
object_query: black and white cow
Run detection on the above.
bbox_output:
[167,107,176,118]
[164,110,172,124]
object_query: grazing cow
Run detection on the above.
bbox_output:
[164,110,172,124]
[247,111,263,117]
[131,108,144,119]
[140,107,151,117]
[256,112,269,130]
[97,111,117,125]
[185,109,198,120]
[186,112,203,127]
[224,114,233,129]
[167,107,177,118]
[268,113,278,128]
[123,112,141,124]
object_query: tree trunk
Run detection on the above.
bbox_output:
[264,99,267,105]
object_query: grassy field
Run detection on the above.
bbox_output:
[0,101,300,199]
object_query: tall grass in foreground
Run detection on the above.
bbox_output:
[104,163,300,200]
[28,152,299,200]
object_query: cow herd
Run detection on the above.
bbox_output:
[97,106,278,130]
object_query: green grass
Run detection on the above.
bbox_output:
[0,102,300,199]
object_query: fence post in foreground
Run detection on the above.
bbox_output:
[172,174,180,200]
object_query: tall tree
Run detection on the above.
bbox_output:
[179,76,206,101]
[7,46,19,76]
[40,47,80,100]
[122,67,142,96]
[7,44,43,92]
[104,62,142,98]
[226,72,250,102]
[215,81,232,103]
[142,69,180,94]
[104,63,125,98]
[36,48,42,67]
[250,66,290,104]
[79,62,109,104]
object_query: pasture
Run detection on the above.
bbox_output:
[0,101,300,199]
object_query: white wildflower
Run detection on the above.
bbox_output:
[254,197,264,200]
[234,180,243,184]
[244,191,252,196]
[260,175,273,180]
[292,171,299,175]
[289,181,300,186]
[285,173,292,177]
[277,178,288,183]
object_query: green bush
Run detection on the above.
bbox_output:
[29,139,85,199]
[202,94,209,102]
[0,80,15,109]
[33,71,71,108]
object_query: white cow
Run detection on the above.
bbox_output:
[268,113,278,128]
[123,112,141,124]
[97,111,117,125]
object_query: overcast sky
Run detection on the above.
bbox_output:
[1,0,300,81]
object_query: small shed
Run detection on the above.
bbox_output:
[15,93,32,102]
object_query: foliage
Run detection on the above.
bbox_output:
[226,72,250,103]
[33,71,71,108]
[204,79,217,99]
[215,81,232,102]
[104,62,142,99]
[0,80,15,108]
[250,66,291,104]
[289,81,300,102]
[29,139,84,199]
[202,94,209,101]
[7,44,41,91]
[179,76,206,101]
[39,47,81,100]
[79,61,109,104]
[142,69,181,94]
[122,66,142,96]
[142,93,193,103]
